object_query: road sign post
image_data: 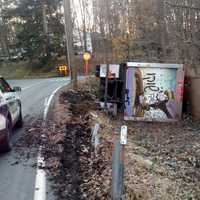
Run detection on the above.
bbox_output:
[83,52,91,76]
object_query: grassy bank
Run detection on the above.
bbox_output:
[0,61,59,79]
[0,55,100,79]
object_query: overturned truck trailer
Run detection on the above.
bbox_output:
[96,64,126,115]
[96,62,185,122]
[124,62,185,122]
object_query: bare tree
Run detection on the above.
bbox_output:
[90,0,200,67]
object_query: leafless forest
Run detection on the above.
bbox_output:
[90,0,200,65]
[0,0,200,68]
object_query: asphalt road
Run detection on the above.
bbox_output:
[0,77,70,200]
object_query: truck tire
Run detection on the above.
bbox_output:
[1,121,12,152]
[15,108,23,128]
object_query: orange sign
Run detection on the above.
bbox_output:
[58,64,69,76]
[59,65,67,71]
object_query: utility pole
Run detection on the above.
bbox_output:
[157,0,167,61]
[42,2,49,57]
[78,0,87,52]
[63,0,77,89]
[82,0,87,52]
[42,2,48,36]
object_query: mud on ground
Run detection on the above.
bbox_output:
[15,77,113,200]
[52,89,112,200]
[14,77,200,200]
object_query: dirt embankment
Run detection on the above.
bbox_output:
[52,90,112,200]
[14,77,200,200]
[16,77,113,200]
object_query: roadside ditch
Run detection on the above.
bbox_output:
[13,77,200,200]
[15,77,113,200]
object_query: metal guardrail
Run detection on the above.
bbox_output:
[111,141,124,200]
[111,126,127,200]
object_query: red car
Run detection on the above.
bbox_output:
[0,77,23,152]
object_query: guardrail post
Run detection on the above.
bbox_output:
[111,126,127,200]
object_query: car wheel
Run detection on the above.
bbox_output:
[2,121,12,152]
[15,108,23,128]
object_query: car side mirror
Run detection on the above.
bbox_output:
[13,86,22,92]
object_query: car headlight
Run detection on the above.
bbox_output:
[0,114,6,130]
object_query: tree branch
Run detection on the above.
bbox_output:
[165,2,200,11]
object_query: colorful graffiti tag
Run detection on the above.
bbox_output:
[125,63,185,121]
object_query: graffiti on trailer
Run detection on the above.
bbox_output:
[143,73,160,92]
[125,63,184,121]
[143,73,166,105]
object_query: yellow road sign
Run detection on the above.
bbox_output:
[83,52,92,61]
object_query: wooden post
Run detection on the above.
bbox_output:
[63,0,77,89]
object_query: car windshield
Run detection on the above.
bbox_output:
[0,78,12,93]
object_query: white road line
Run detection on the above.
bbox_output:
[33,148,46,200]
[33,84,65,200]
[43,85,64,120]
